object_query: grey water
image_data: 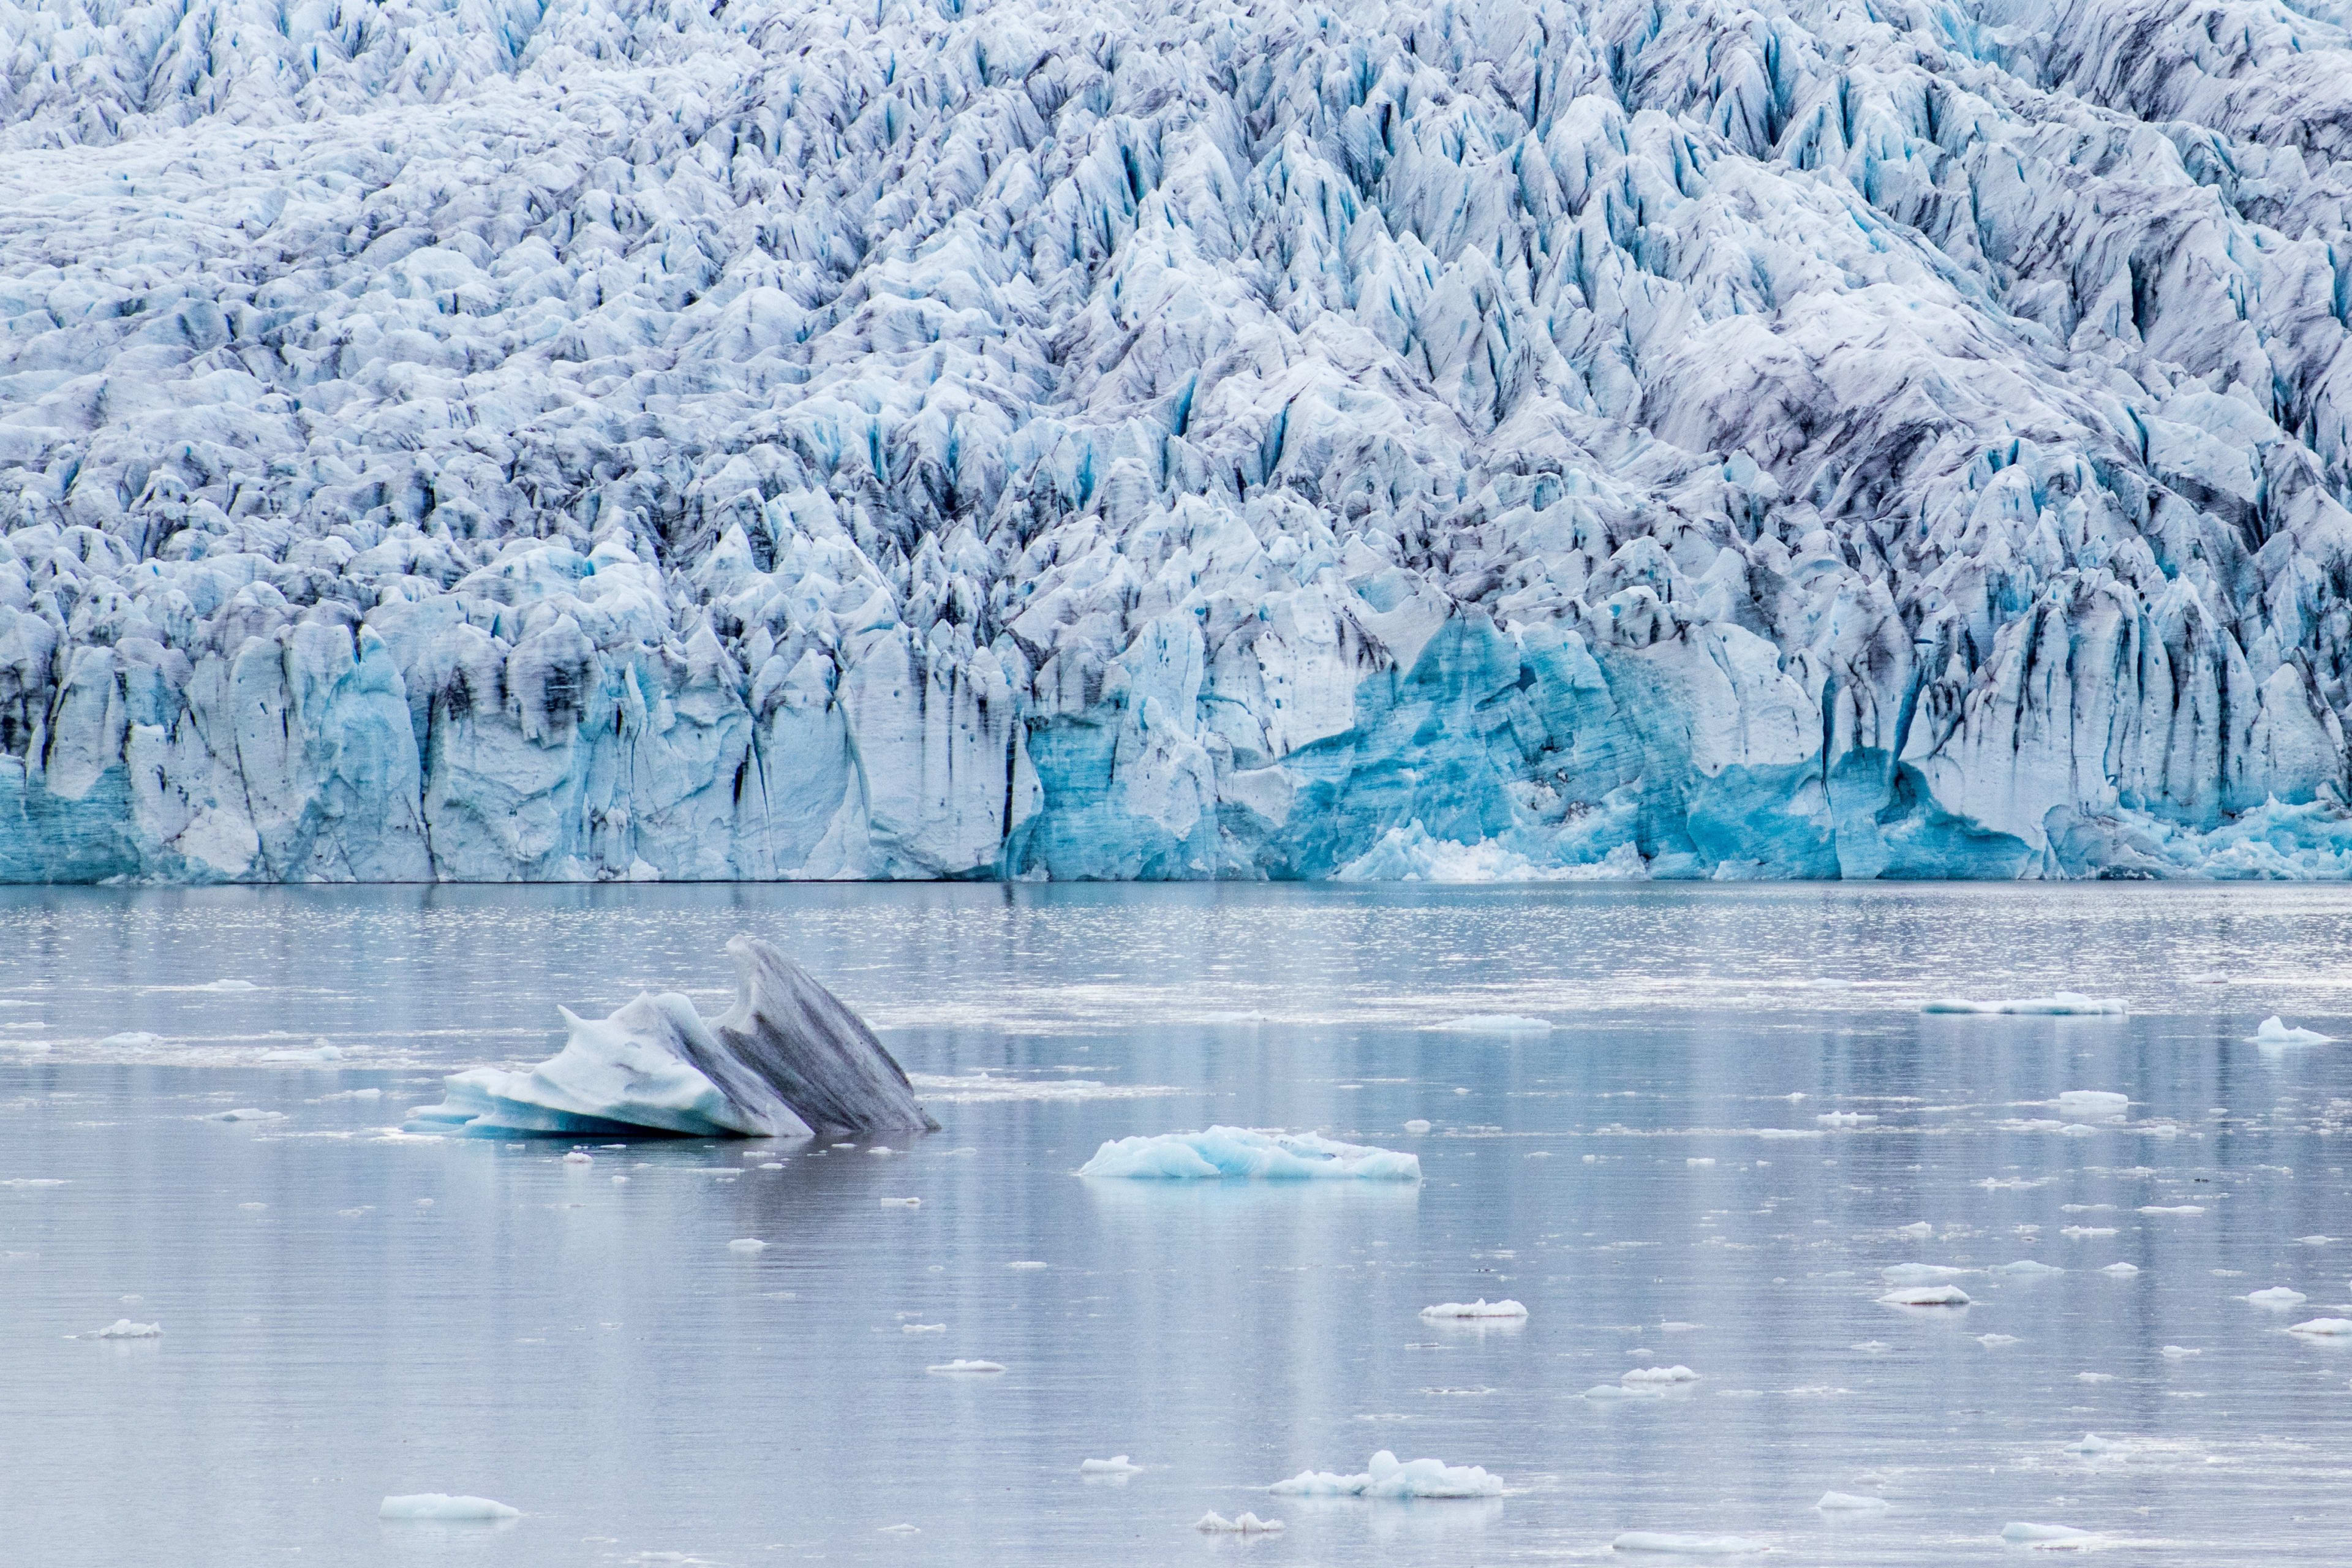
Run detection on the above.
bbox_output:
[4,883,2351,1566]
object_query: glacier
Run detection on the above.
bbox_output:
[405,935,937,1136]
[6,0,2352,880]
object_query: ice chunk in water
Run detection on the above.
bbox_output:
[1079,1457,1142,1475]
[560,1152,592,1166]
[1403,1120,1433,1134]
[2000,1522,2097,1548]
[1077,1128,1419,1180]
[2161,1345,2201,1359]
[1814,1492,1889,1512]
[2056,1091,2128,1121]
[1993,1260,2064,1276]
[2100,1263,2141,1277]
[1420,1298,1528,1320]
[1428,1015,1551,1033]
[1268,1450,1502,1498]
[926,1359,1005,1374]
[1194,1512,1283,1532]
[1611,1532,1772,1555]
[2288,1317,2352,1336]
[2253,1017,2333,1046]
[209,1109,284,1122]
[1877,1285,1971,1306]
[1621,1365,1701,1386]
[1977,1334,2021,1347]
[1894,1222,1935,1240]
[1921,994,2125,1016]
[2247,1287,2309,1308]
[1881,1264,1970,1285]
[379,1494,519,1521]
[726,1238,769,1254]
[92,1319,160,1338]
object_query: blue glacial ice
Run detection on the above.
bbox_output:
[407,937,935,1137]
[7,0,2352,881]
[1077,1127,1420,1180]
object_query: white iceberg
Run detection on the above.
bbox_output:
[1877,1286,1971,1306]
[208,1109,284,1122]
[1620,1365,1702,1387]
[1992,1261,2064,1276]
[2247,1287,2309,1308]
[1420,1299,1528,1320]
[379,1494,519,1521]
[1079,1457,1142,1475]
[925,1359,1005,1374]
[2001,1522,2098,1548]
[2100,1263,2142,1278]
[2055,1091,2129,1121]
[92,1319,161,1338]
[1611,1532,1772,1555]
[1268,1450,1502,1499]
[1921,995,2125,1016]
[407,938,933,1139]
[1194,1512,1283,1533]
[2253,1017,2334,1046]
[1814,1492,1888,1512]
[1427,1015,1552,1033]
[2287,1317,2352,1337]
[1078,1128,1419,1181]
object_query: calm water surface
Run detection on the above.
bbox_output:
[3,883,2351,1566]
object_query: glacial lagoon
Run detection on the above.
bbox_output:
[4,882,2351,1565]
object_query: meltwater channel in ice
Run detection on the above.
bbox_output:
[2,880,2352,1566]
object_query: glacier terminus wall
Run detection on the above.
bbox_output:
[7,0,2352,881]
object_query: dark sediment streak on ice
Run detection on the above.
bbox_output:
[406,937,935,1139]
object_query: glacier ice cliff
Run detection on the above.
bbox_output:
[407,935,937,1135]
[7,0,2352,880]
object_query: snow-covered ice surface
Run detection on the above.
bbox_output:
[9,0,2352,884]
[5,881,2352,1567]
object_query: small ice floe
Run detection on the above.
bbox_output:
[1817,1112,1873,1127]
[1611,1531,1771,1555]
[902,1323,946,1335]
[1895,1221,1934,1240]
[1005,1261,1048,1270]
[379,1494,519,1521]
[1420,1298,1527,1320]
[1079,1456,1143,1475]
[1194,1512,1283,1533]
[2062,1433,2123,1455]
[1619,1365,1701,1388]
[1403,1119,1433,1134]
[881,1197,922,1208]
[2074,1371,2114,1384]
[1428,1015,1551,1033]
[1078,1127,1419,1180]
[1,1178,67,1188]
[2138,1205,2204,1216]
[209,1108,284,1122]
[878,1523,919,1534]
[1921,994,2125,1016]
[92,1319,161,1338]
[2061,1226,2118,1238]
[561,1151,593,1166]
[926,1359,1006,1374]
[1850,1340,1891,1354]
[2100,1262,2141,1277]
[2161,1345,2201,1359]
[2298,1235,2333,1246]
[2056,1091,2128,1121]
[1815,1492,1890,1512]
[2000,1521,2097,1548]
[2287,1317,2352,1338]
[726,1238,770,1254]
[1993,1260,2064,1276]
[1977,1334,2021,1348]
[1268,1450,1502,1498]
[258,1042,343,1063]
[98,1031,162,1050]
[1882,1264,1972,1286]
[2247,1287,2309,1309]
[1877,1285,1971,1306]
[198,979,262,993]
[869,1146,893,1155]
[2252,1017,2333,1046]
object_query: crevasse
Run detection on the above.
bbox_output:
[6,0,2352,881]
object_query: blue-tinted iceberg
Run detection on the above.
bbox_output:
[1078,1128,1419,1180]
[1921,995,2127,1016]
[407,937,934,1138]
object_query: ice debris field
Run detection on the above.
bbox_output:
[8,0,2352,882]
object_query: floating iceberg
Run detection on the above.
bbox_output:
[2000,1522,2097,1548]
[1079,1457,1142,1476]
[2247,1287,2309,1309]
[1814,1492,1888,1512]
[379,1494,519,1521]
[2056,1091,2130,1121]
[1420,1299,1528,1320]
[1621,1365,1702,1387]
[1427,1016,1553,1033]
[2253,1017,2334,1046]
[1611,1532,1771,1555]
[1268,1450,1502,1499]
[1922,996,2126,1016]
[925,1359,1005,1374]
[1194,1512,1283,1533]
[1992,1261,2064,1277]
[91,1319,160,1338]
[2287,1317,2352,1337]
[406,938,934,1139]
[1878,1285,1972,1306]
[1077,1128,1419,1181]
